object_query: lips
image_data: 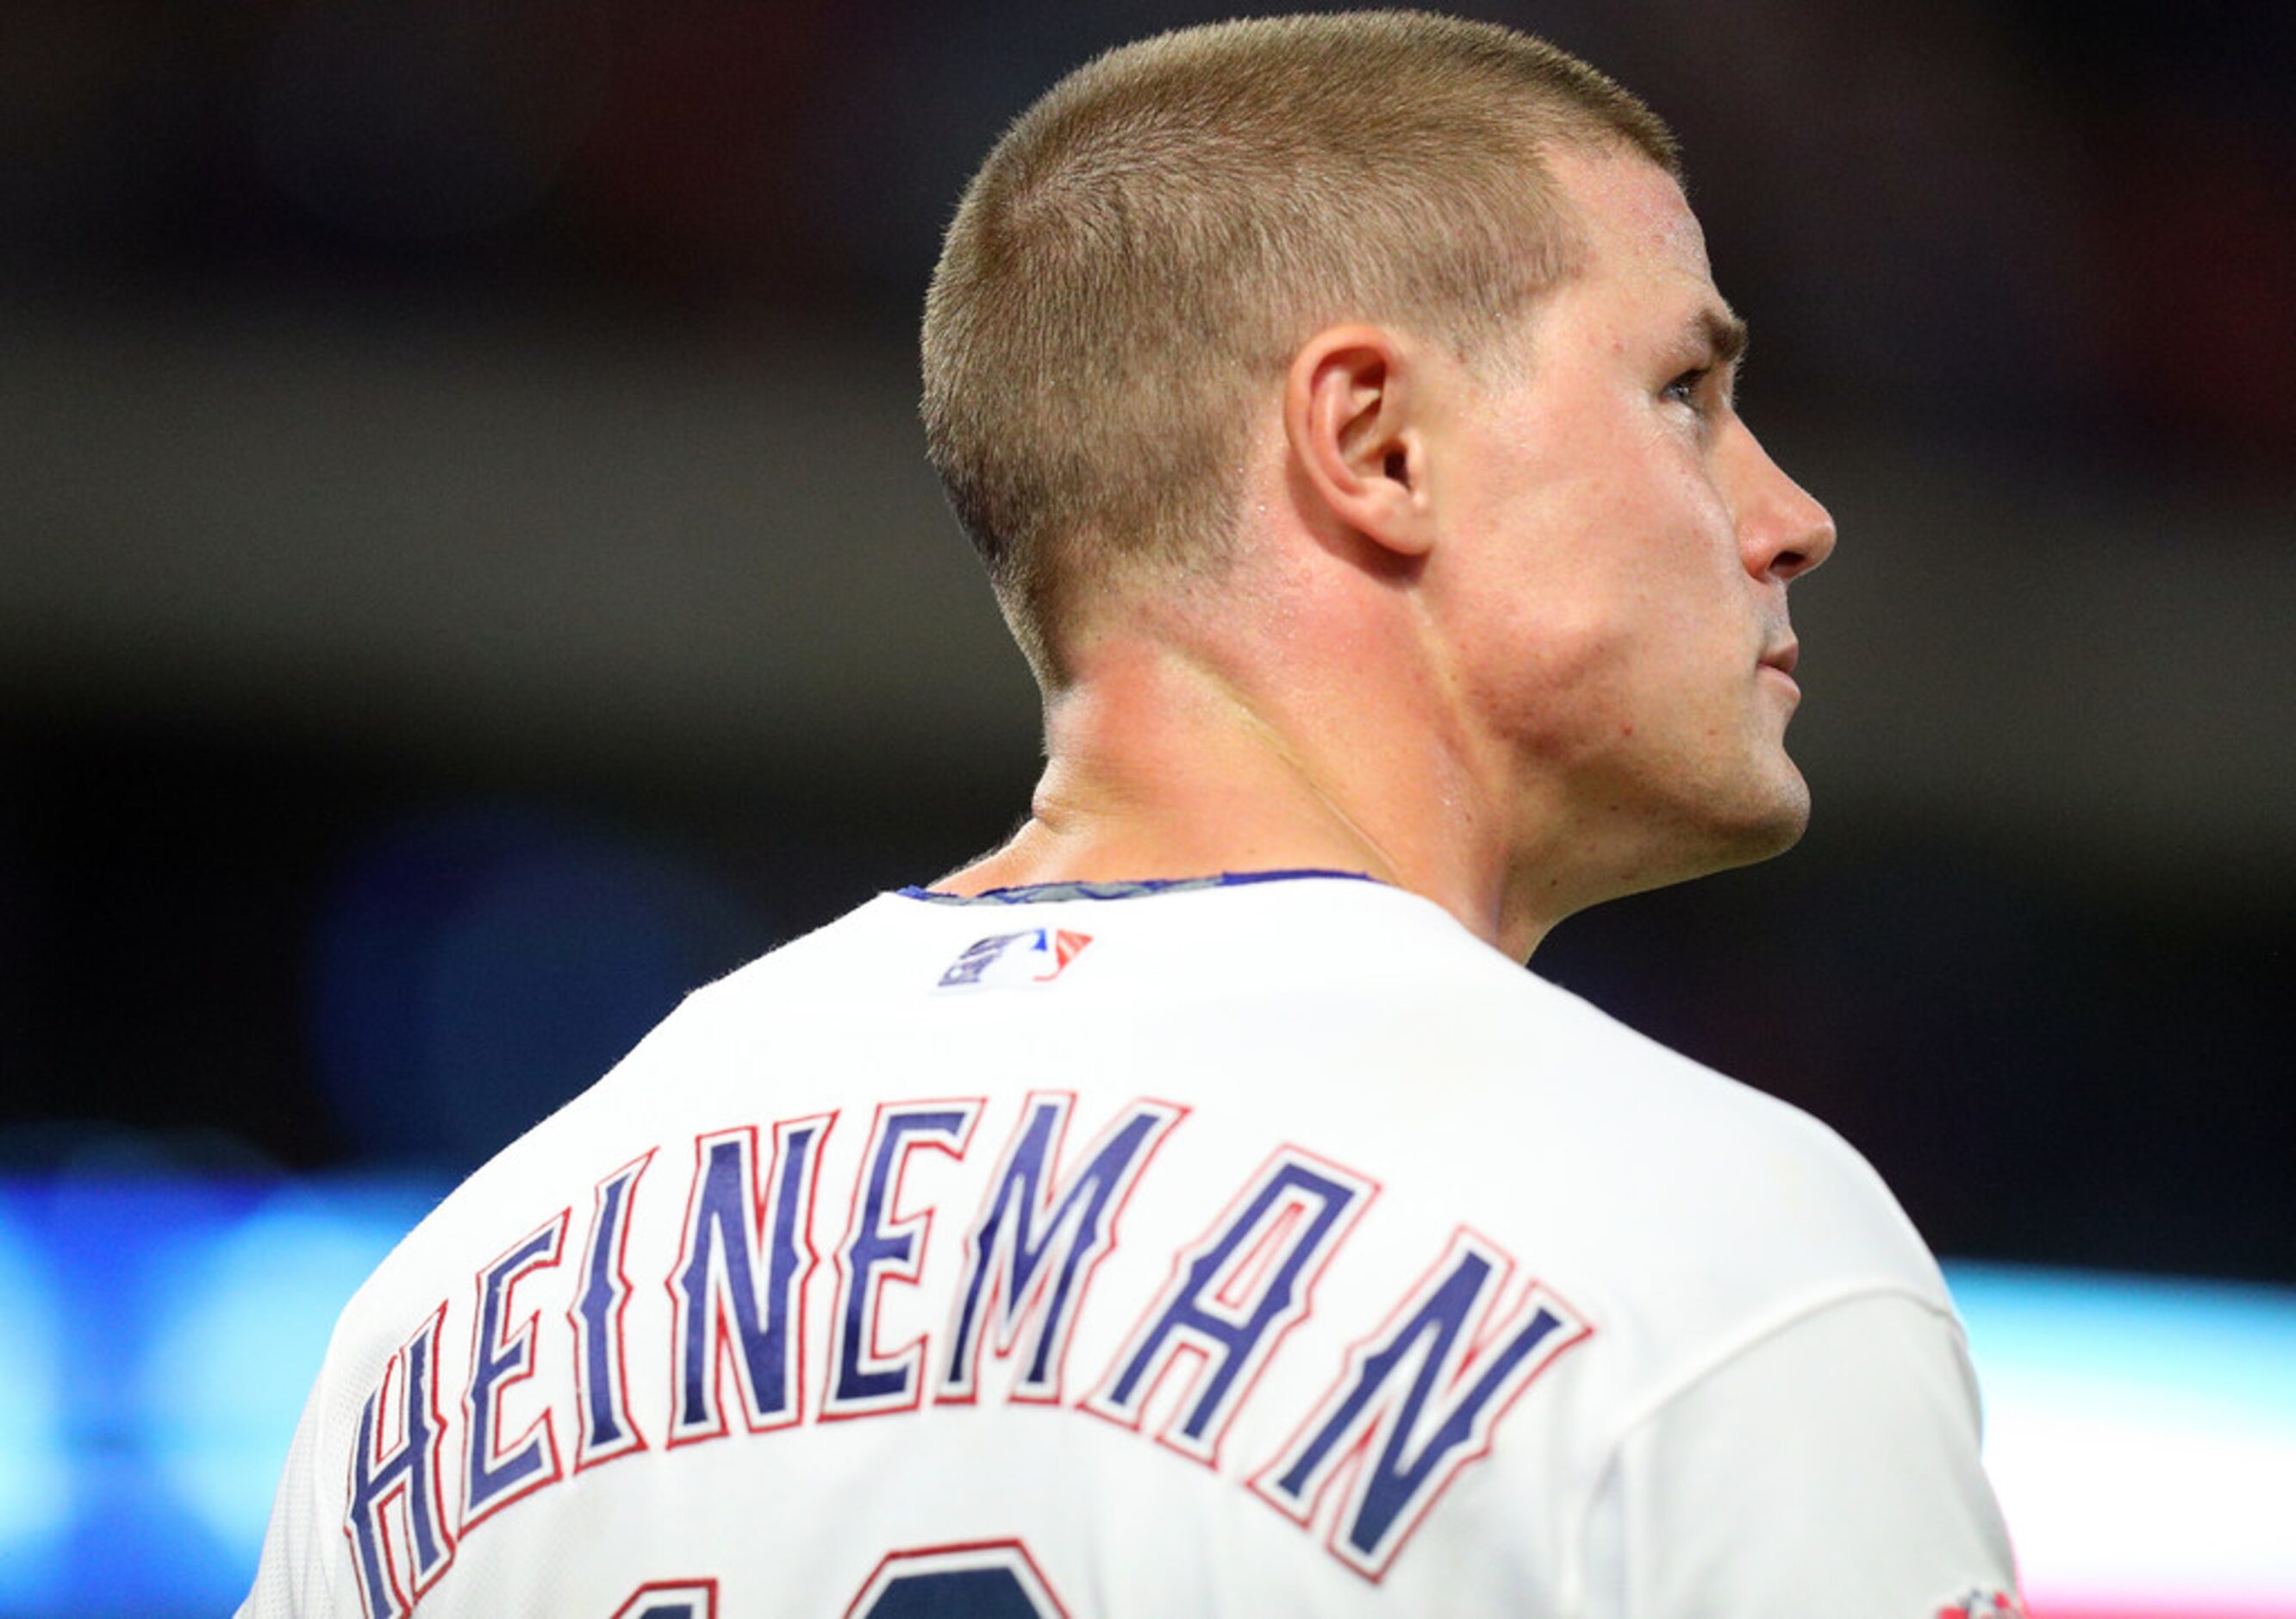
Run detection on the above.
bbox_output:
[1759,640,1800,676]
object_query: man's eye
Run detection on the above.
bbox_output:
[1663,366,1710,408]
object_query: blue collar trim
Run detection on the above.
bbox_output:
[896,867,1379,905]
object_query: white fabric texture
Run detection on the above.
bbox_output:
[242,875,2018,1616]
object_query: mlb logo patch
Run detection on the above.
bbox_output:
[938,928,1093,988]
[1936,1590,2029,1619]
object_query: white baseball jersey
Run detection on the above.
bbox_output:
[245,872,2021,1617]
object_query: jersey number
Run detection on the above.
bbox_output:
[845,1541,1067,1618]
[609,1580,717,1619]
[613,1541,1064,1617]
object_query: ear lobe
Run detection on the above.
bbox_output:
[1285,323,1434,560]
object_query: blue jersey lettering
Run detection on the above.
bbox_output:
[1086,1147,1375,1465]
[461,1211,568,1529]
[571,1150,655,1470]
[826,1100,982,1418]
[940,1095,1185,1403]
[1252,1228,1594,1578]
[344,1303,456,1619]
[669,1116,834,1443]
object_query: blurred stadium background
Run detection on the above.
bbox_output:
[1,0,2289,1612]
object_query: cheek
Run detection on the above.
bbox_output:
[1450,433,1740,749]
[1459,589,1645,764]
[1476,533,1756,773]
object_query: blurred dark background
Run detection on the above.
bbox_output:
[3,0,2290,1284]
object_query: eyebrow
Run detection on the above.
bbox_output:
[1697,306,1750,370]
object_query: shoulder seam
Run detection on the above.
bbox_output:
[1607,1281,1964,1448]
[1557,1281,1966,1611]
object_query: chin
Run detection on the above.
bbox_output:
[1636,766,1812,892]
[1555,747,1814,909]
[1713,768,1813,866]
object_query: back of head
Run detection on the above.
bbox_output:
[921,10,1677,681]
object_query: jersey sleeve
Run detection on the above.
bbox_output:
[1576,1288,2021,1616]
[240,1372,341,1619]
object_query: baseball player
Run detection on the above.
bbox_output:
[245,13,2023,1615]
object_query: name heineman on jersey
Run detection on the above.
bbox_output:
[342,1099,1589,1614]
[304,880,1961,1619]
[331,915,1625,1618]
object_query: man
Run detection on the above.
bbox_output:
[247,13,2022,1615]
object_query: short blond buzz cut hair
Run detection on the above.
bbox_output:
[921,10,1680,681]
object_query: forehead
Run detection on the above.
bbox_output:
[1546,144,1714,296]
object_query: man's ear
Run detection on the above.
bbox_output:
[1283,323,1436,560]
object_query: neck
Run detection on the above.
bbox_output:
[938,633,1563,960]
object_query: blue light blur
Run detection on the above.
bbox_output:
[0,1208,72,1609]
[0,1174,2290,1614]
[309,806,761,1172]
[1949,1260,2296,1431]
[0,1175,444,1616]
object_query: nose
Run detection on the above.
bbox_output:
[1734,426,1836,584]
